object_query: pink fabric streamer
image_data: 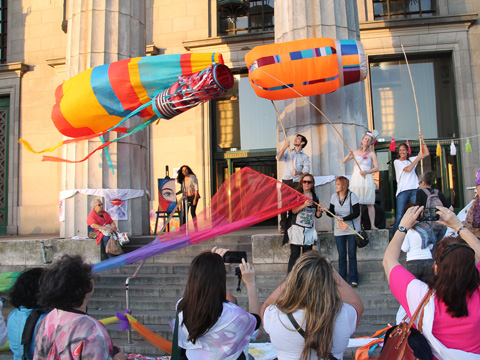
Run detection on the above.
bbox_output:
[93,167,309,274]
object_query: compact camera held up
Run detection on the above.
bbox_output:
[417,208,440,222]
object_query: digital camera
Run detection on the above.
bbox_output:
[223,251,247,263]
[417,208,440,222]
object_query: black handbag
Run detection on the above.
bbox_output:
[349,193,369,248]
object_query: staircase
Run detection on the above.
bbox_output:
[0,228,398,359]
[87,228,398,359]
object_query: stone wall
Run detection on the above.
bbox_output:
[0,238,100,272]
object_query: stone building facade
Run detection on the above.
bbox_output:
[0,0,478,235]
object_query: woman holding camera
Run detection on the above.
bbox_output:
[171,248,260,359]
[384,206,480,357]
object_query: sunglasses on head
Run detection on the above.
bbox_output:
[303,180,313,184]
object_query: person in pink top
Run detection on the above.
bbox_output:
[383,205,480,359]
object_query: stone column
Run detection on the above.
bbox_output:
[61,1,149,238]
[275,0,368,230]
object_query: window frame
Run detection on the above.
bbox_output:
[217,0,274,36]
[372,0,436,20]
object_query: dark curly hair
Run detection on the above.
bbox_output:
[9,267,45,309]
[177,165,196,186]
[37,255,94,310]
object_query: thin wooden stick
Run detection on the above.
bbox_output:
[314,200,365,239]
[271,101,295,172]
[401,44,424,172]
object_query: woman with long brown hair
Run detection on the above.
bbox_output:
[172,248,261,359]
[261,251,363,360]
[384,205,480,357]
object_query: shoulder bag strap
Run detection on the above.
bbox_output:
[171,311,182,360]
[407,289,433,331]
[21,309,46,360]
[349,192,356,232]
[287,313,306,338]
[286,313,338,360]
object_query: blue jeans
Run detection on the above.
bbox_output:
[394,189,418,232]
[335,234,358,283]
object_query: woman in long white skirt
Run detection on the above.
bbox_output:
[343,130,379,230]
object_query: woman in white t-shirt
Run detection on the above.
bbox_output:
[393,137,429,232]
[261,251,363,360]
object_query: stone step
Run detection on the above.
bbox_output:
[103,259,388,279]
[356,309,398,326]
[124,233,264,249]
[95,272,386,288]
[89,278,391,311]
[252,230,392,264]
[117,339,168,357]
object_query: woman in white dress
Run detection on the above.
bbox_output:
[343,130,379,230]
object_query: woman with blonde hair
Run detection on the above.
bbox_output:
[261,251,363,360]
[343,130,379,230]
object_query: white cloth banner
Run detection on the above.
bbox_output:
[59,188,149,221]
[313,175,351,187]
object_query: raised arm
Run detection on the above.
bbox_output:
[343,150,354,164]
[436,206,480,263]
[404,143,429,172]
[383,206,423,281]
[276,140,290,161]
[239,259,261,316]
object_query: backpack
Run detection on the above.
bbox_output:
[422,188,444,231]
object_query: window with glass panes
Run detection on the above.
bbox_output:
[218,0,274,36]
[0,0,6,64]
[373,0,436,20]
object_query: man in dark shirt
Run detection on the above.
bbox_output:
[416,171,453,242]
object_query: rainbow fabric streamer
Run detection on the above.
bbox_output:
[92,167,308,274]
[99,313,172,354]
[0,271,22,292]
[126,314,172,354]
